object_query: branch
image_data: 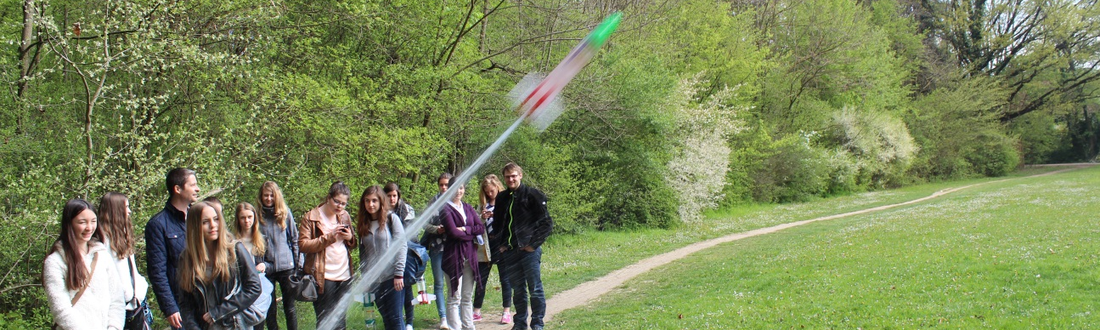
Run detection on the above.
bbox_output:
[449,28,588,78]
[0,283,42,296]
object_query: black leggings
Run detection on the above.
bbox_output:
[314,279,352,330]
[258,269,298,330]
[473,261,512,309]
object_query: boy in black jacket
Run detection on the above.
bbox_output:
[490,162,553,330]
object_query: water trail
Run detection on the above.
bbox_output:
[316,117,526,330]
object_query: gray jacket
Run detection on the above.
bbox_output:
[358,212,407,290]
[260,207,301,273]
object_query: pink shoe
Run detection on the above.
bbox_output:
[473,311,482,321]
[500,313,513,324]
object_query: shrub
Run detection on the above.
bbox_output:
[664,74,746,222]
[965,134,1021,176]
[828,106,918,188]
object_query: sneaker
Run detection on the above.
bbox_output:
[472,311,483,321]
[501,313,513,324]
[439,318,450,330]
[406,325,414,330]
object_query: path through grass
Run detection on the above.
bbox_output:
[553,165,1100,328]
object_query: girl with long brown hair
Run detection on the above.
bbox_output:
[355,185,407,330]
[43,199,125,329]
[98,192,152,328]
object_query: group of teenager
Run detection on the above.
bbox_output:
[43,162,553,330]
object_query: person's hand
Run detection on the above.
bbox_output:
[256,263,266,273]
[457,226,467,232]
[481,210,492,219]
[338,226,354,241]
[437,226,445,234]
[168,312,182,328]
[522,246,535,252]
[394,278,404,291]
[202,312,213,324]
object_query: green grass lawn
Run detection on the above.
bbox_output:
[553,165,1100,329]
[233,166,1086,329]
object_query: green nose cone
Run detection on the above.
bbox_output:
[588,12,622,48]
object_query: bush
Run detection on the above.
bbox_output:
[965,134,1021,176]
[664,74,747,222]
[828,106,917,188]
[751,133,831,203]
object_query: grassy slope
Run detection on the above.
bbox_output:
[274,167,1080,329]
[553,166,1100,329]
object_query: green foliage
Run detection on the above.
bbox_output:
[751,132,832,203]
[906,77,1021,178]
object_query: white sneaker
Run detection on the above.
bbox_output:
[440,318,450,330]
[406,325,414,330]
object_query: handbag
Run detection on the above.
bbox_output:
[286,268,318,302]
[234,273,273,327]
[124,256,151,330]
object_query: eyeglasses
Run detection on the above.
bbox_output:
[331,199,348,207]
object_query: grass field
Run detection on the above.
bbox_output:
[552,166,1100,329]
[253,166,1088,329]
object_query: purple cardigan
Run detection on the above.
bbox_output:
[441,201,485,294]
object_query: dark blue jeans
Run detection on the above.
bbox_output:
[504,247,544,328]
[372,278,406,330]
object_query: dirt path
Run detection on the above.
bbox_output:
[475,164,1093,329]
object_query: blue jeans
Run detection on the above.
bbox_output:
[429,249,448,319]
[504,248,544,328]
[373,278,406,330]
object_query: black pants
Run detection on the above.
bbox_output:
[314,279,351,330]
[257,269,298,330]
[402,280,415,326]
[474,257,512,309]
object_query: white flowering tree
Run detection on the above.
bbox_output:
[664,73,746,222]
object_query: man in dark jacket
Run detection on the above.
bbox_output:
[145,168,200,329]
[491,162,552,330]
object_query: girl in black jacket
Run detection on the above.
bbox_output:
[178,202,262,329]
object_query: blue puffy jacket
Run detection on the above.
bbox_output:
[145,201,188,316]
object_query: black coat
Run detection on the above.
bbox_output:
[490,184,553,251]
[178,242,262,330]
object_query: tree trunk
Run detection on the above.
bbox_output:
[18,0,36,98]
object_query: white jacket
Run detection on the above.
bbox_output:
[103,237,149,310]
[43,241,125,330]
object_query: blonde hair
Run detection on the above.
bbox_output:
[178,202,237,293]
[480,174,505,211]
[258,181,290,229]
[234,202,266,257]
